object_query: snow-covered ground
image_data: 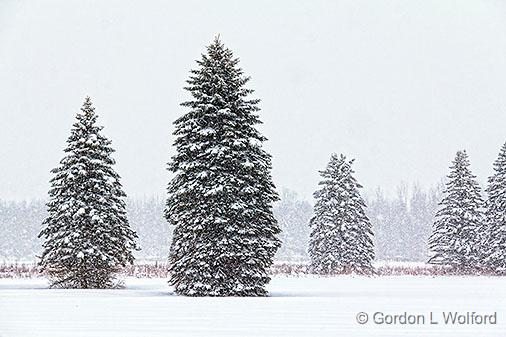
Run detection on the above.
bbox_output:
[0,276,504,337]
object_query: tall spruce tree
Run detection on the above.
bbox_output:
[428,150,484,271]
[484,142,506,273]
[309,154,374,274]
[38,97,137,288]
[165,38,280,296]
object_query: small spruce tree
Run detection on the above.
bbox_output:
[165,37,280,296]
[38,97,138,288]
[309,154,374,274]
[484,142,506,273]
[428,150,484,271]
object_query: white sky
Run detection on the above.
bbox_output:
[1,0,506,201]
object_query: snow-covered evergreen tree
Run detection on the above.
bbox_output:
[38,97,138,288]
[165,37,280,296]
[484,142,506,273]
[309,154,374,274]
[428,150,484,271]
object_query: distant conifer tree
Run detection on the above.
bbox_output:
[309,154,374,274]
[428,150,484,271]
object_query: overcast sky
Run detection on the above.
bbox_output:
[1,0,506,202]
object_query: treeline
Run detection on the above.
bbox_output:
[0,199,46,262]
[0,185,442,264]
[367,183,443,262]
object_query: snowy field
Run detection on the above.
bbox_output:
[1,276,505,337]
